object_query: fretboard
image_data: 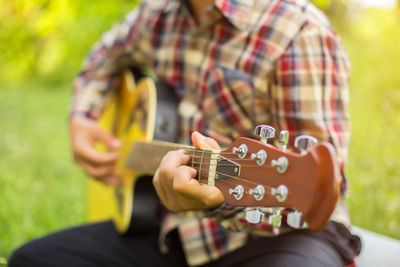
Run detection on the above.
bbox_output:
[124,140,221,185]
[125,140,190,174]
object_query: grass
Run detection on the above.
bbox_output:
[0,84,88,261]
[0,7,399,264]
[341,9,400,239]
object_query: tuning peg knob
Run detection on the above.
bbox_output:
[249,185,265,201]
[271,185,288,202]
[229,185,244,200]
[287,210,304,229]
[245,209,265,224]
[279,130,289,151]
[294,135,318,155]
[254,125,275,144]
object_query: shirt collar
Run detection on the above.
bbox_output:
[214,0,258,31]
[163,0,267,31]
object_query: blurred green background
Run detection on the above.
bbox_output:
[1,0,400,262]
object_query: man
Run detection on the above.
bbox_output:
[10,0,361,266]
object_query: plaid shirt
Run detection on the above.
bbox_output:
[72,0,351,265]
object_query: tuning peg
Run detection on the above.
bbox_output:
[245,209,265,224]
[232,144,248,159]
[287,210,304,229]
[271,185,288,202]
[249,185,265,201]
[269,209,282,228]
[229,185,244,200]
[279,130,289,151]
[294,135,318,155]
[254,125,275,144]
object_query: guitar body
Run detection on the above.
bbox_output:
[88,69,179,233]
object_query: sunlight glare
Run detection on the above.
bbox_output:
[354,0,397,9]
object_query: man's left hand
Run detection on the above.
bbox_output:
[152,131,225,212]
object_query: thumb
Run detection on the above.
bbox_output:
[94,128,121,151]
[191,131,220,150]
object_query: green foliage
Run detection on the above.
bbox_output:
[0,0,138,84]
[338,9,400,239]
[0,0,339,84]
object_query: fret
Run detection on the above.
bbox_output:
[191,150,195,169]
[198,149,205,183]
[190,149,207,183]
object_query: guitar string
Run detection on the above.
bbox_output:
[157,148,287,191]
[196,171,266,194]
[183,147,283,155]
[184,150,287,163]
[187,154,277,169]
[190,160,276,169]
[196,173,271,198]
[193,165,277,191]
[183,147,294,157]
[191,154,278,162]
[196,170,287,202]
[186,152,271,158]
[189,154,278,163]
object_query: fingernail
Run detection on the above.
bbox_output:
[198,133,206,142]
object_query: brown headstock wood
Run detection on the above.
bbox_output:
[197,137,340,231]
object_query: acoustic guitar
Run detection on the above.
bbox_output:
[88,69,340,234]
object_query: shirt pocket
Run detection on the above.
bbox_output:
[202,64,255,138]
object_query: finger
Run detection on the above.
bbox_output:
[77,160,116,180]
[153,168,169,206]
[159,150,191,177]
[74,140,119,166]
[191,131,220,150]
[102,174,122,187]
[173,166,198,193]
[173,166,224,208]
[173,166,204,197]
[94,128,121,151]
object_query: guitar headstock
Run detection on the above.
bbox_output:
[199,125,340,231]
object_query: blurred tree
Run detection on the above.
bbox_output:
[0,0,349,86]
[312,0,332,9]
[0,0,137,85]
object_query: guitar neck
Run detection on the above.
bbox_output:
[124,136,339,230]
[125,140,193,175]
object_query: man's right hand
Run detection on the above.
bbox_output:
[70,117,121,186]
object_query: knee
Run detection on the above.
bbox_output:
[8,245,31,267]
[8,241,43,267]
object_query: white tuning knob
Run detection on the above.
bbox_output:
[245,209,265,224]
[249,185,265,201]
[271,185,288,202]
[229,185,244,200]
[294,135,318,155]
[254,125,275,144]
[287,211,304,229]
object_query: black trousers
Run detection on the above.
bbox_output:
[9,220,361,267]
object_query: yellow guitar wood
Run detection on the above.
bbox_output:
[88,70,158,233]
